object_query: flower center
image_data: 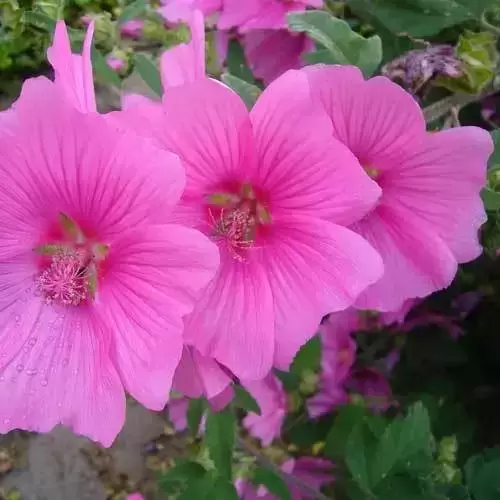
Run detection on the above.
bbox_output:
[34,213,108,307]
[206,183,271,261]
[364,165,380,180]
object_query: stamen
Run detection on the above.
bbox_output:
[35,249,89,306]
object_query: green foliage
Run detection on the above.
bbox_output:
[204,407,236,479]
[186,397,206,436]
[117,0,146,25]
[252,466,292,500]
[234,385,261,415]
[133,53,162,95]
[482,131,500,212]
[288,10,383,76]
[221,73,262,110]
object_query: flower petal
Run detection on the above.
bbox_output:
[264,216,383,369]
[47,20,96,113]
[251,69,380,225]
[384,127,491,263]
[185,254,275,381]
[98,224,219,410]
[161,78,254,194]
[352,204,458,312]
[0,299,125,446]
[304,64,426,170]
[160,10,206,88]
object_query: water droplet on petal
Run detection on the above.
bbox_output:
[16,364,23,372]
[28,337,37,346]
[3,418,10,425]
[40,379,48,387]
[26,369,37,376]
[62,358,69,367]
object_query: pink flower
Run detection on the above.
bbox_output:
[237,457,333,499]
[305,65,493,312]
[0,74,219,446]
[243,375,286,445]
[218,0,324,32]
[346,367,393,413]
[167,396,190,431]
[126,494,145,500]
[172,345,233,400]
[158,0,222,22]
[118,70,383,380]
[47,20,96,113]
[242,30,314,85]
[120,19,144,39]
[107,55,126,72]
[307,310,357,418]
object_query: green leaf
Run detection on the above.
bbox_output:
[221,73,261,110]
[186,398,206,436]
[488,130,500,170]
[288,10,382,77]
[252,466,292,500]
[467,458,500,500]
[291,335,321,375]
[92,47,121,88]
[118,0,147,25]
[204,407,236,479]
[347,0,492,37]
[345,424,371,492]
[208,477,239,500]
[21,10,56,32]
[234,385,261,415]
[35,0,66,20]
[158,460,207,491]
[481,188,500,211]
[177,471,214,500]
[324,404,368,460]
[226,39,254,83]
[371,402,432,487]
[134,53,162,96]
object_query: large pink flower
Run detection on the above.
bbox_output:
[0,77,219,446]
[305,65,493,312]
[243,374,286,445]
[242,29,314,85]
[158,0,222,22]
[117,70,383,380]
[218,0,323,31]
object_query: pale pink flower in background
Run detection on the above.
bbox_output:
[242,30,314,85]
[305,64,493,312]
[307,310,357,418]
[47,20,96,113]
[158,0,222,22]
[120,19,144,38]
[117,70,383,380]
[237,457,333,499]
[125,494,145,500]
[218,0,323,32]
[0,77,219,446]
[243,375,286,445]
[345,367,394,413]
[107,54,126,72]
[172,345,233,400]
[167,396,190,431]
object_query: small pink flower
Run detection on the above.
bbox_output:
[242,30,314,85]
[120,19,144,39]
[172,345,233,400]
[117,70,383,380]
[0,80,218,446]
[307,310,357,418]
[126,494,145,500]
[243,374,286,445]
[218,0,323,32]
[167,396,190,431]
[305,65,493,312]
[107,55,126,72]
[346,367,393,413]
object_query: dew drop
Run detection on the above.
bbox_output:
[16,364,24,373]
[62,358,69,367]
[28,337,37,346]
[14,315,20,324]
[0,376,5,382]
[22,346,29,353]
[40,379,48,387]
[3,418,10,425]
[26,369,37,376]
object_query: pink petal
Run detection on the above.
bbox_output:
[167,397,189,431]
[384,127,491,263]
[47,20,97,113]
[217,0,263,30]
[184,254,275,381]
[352,204,458,312]
[208,385,235,411]
[121,92,158,109]
[98,224,219,410]
[265,216,383,369]
[0,299,125,447]
[160,10,206,89]
[251,70,381,225]
[173,345,232,399]
[160,78,254,195]
[304,65,426,170]
[243,30,314,85]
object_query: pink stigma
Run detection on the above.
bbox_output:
[36,249,88,306]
